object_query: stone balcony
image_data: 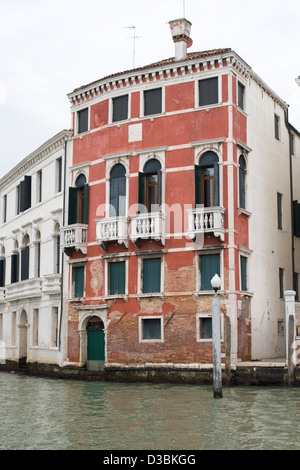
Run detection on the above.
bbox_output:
[5,278,42,301]
[96,216,129,250]
[130,212,166,246]
[187,207,225,241]
[61,224,88,255]
[42,274,61,295]
[0,287,5,303]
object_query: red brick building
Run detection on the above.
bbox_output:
[61,18,292,371]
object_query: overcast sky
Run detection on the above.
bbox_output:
[1,0,300,179]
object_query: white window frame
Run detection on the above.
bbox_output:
[140,85,165,118]
[76,106,90,136]
[195,75,222,109]
[139,315,164,343]
[109,92,131,125]
[104,255,129,298]
[196,249,223,293]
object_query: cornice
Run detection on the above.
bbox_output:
[0,129,73,192]
[67,50,250,109]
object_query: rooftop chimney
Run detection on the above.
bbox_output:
[169,18,192,61]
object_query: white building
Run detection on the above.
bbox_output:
[0,130,72,369]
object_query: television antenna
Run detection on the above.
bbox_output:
[124,25,142,68]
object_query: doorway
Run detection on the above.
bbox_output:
[19,310,28,366]
[86,316,105,371]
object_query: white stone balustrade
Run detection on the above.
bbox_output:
[5,278,42,301]
[96,216,129,249]
[187,207,225,241]
[42,274,61,295]
[61,224,88,254]
[130,212,166,245]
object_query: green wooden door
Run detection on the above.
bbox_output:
[87,330,105,361]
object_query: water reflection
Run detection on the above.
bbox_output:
[0,372,299,450]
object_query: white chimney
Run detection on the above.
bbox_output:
[169,18,192,61]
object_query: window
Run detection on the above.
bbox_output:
[35,241,41,278]
[16,185,20,215]
[274,114,280,140]
[33,309,39,347]
[294,273,299,301]
[0,258,5,287]
[238,82,245,110]
[293,200,300,237]
[112,95,128,122]
[2,195,7,223]
[55,234,60,274]
[37,170,42,203]
[51,307,58,347]
[290,133,295,156]
[198,315,212,340]
[144,88,162,116]
[277,192,283,230]
[73,265,85,298]
[199,77,218,106]
[279,268,284,299]
[138,159,162,213]
[240,255,247,292]
[109,261,125,295]
[109,164,126,217]
[142,258,161,294]
[68,174,89,225]
[195,151,219,207]
[11,253,19,284]
[21,235,30,281]
[200,253,220,291]
[239,155,246,209]
[78,108,89,134]
[140,317,163,342]
[19,175,32,212]
[56,158,63,193]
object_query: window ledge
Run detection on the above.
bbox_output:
[194,290,225,296]
[240,291,254,297]
[103,294,128,301]
[137,293,163,299]
[238,208,252,217]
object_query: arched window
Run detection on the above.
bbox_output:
[68,173,89,225]
[109,164,126,217]
[195,151,219,207]
[239,155,246,209]
[21,234,30,281]
[139,159,162,212]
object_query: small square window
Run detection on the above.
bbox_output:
[144,88,162,116]
[199,77,218,106]
[112,95,128,122]
[140,317,163,341]
[238,82,245,110]
[78,108,89,134]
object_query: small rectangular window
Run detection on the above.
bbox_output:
[200,253,220,291]
[199,316,212,339]
[109,261,125,295]
[275,114,280,140]
[78,108,89,134]
[290,133,295,155]
[56,157,63,193]
[112,95,128,122]
[0,259,5,288]
[141,317,162,341]
[3,195,7,223]
[73,265,85,298]
[142,258,161,293]
[294,272,299,301]
[277,192,283,230]
[16,185,20,215]
[238,82,245,110]
[279,268,284,299]
[144,88,162,116]
[199,77,218,106]
[11,253,19,284]
[240,255,247,291]
[37,170,42,203]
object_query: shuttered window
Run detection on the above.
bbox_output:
[78,108,88,134]
[239,155,246,209]
[68,183,89,225]
[141,318,162,340]
[0,259,5,287]
[144,88,162,116]
[200,253,220,291]
[240,255,247,291]
[21,246,30,281]
[199,78,218,106]
[74,265,84,298]
[143,258,161,293]
[11,253,19,284]
[112,95,128,122]
[238,82,245,110]
[109,261,125,295]
[19,175,31,212]
[293,200,300,237]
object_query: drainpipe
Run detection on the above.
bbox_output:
[284,108,295,286]
[58,138,68,350]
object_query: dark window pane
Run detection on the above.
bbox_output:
[142,318,161,340]
[143,258,161,293]
[21,246,29,281]
[200,317,212,339]
[238,82,245,110]
[109,261,125,295]
[200,254,220,291]
[74,266,84,298]
[144,88,162,116]
[113,95,128,122]
[0,259,5,287]
[11,253,19,284]
[275,115,280,140]
[240,255,247,291]
[277,193,283,230]
[78,108,88,134]
[279,268,284,298]
[199,78,218,106]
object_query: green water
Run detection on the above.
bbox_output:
[0,371,299,450]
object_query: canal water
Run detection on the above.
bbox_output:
[0,371,299,451]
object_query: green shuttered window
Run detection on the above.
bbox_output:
[113,95,128,122]
[109,261,125,295]
[144,88,162,116]
[78,108,88,134]
[74,266,84,298]
[240,255,247,292]
[199,77,218,106]
[143,258,161,293]
[200,253,220,291]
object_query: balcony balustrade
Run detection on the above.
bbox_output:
[96,216,129,250]
[187,207,225,241]
[61,224,88,255]
[5,278,42,301]
[42,274,61,295]
[130,212,166,246]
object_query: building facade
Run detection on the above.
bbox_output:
[0,130,72,368]
[60,18,300,372]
